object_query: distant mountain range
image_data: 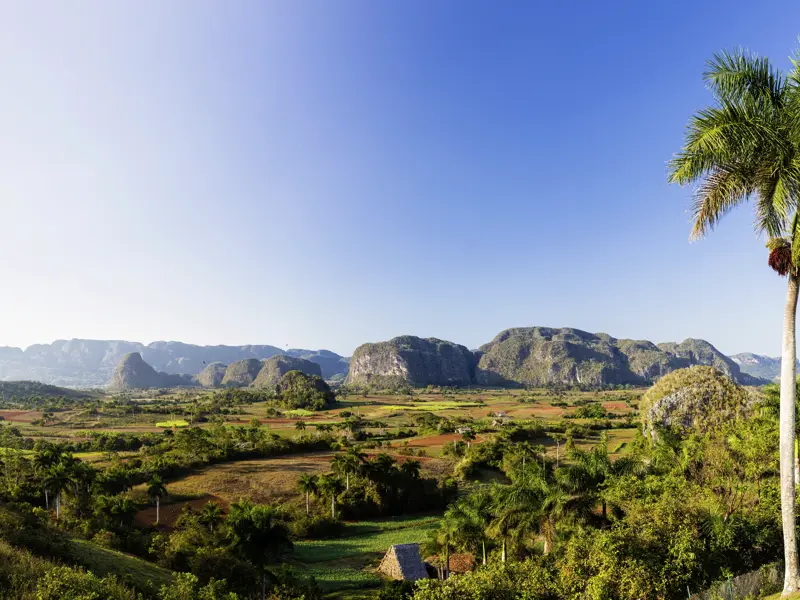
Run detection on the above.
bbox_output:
[729,353,797,382]
[0,339,350,387]
[0,330,781,389]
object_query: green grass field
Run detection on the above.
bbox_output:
[293,515,439,593]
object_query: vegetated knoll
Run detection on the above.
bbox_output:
[220,359,264,387]
[346,336,476,388]
[196,362,227,388]
[274,370,335,410]
[639,365,752,437]
[286,348,350,378]
[253,355,322,389]
[107,353,193,391]
[474,327,762,387]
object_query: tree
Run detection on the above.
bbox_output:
[316,474,342,519]
[461,429,476,449]
[294,420,306,432]
[443,488,494,566]
[297,474,318,516]
[148,475,169,525]
[200,500,224,533]
[668,46,800,593]
[227,500,292,600]
[44,463,73,520]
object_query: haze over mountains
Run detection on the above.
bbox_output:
[0,340,348,387]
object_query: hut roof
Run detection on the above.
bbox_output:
[379,543,428,581]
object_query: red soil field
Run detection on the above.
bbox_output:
[0,410,41,423]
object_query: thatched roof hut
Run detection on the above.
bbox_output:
[378,543,428,581]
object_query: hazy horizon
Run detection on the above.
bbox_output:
[2,1,800,358]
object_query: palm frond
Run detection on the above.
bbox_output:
[690,167,752,240]
[704,49,785,106]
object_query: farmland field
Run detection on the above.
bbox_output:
[0,384,644,597]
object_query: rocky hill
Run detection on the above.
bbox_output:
[253,355,322,389]
[220,359,264,387]
[107,353,194,391]
[196,363,227,388]
[475,328,761,387]
[0,339,348,387]
[640,366,752,437]
[347,336,476,388]
[346,327,767,389]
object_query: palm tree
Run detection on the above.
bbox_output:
[294,420,307,432]
[668,47,800,592]
[316,474,342,519]
[444,487,494,566]
[200,500,223,533]
[44,463,73,520]
[147,475,168,525]
[461,429,476,449]
[297,474,318,515]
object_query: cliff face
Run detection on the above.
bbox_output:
[221,359,264,387]
[474,328,758,387]
[346,336,476,388]
[253,355,322,389]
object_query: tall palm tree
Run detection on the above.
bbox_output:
[668,47,800,593]
[444,487,494,566]
[147,475,168,525]
[316,474,342,519]
[297,474,318,515]
[44,463,73,520]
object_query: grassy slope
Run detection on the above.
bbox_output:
[70,538,174,596]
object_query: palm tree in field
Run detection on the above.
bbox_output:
[200,500,223,533]
[297,474,319,515]
[444,487,494,566]
[668,47,800,592]
[294,420,307,433]
[147,475,168,525]
[461,428,476,449]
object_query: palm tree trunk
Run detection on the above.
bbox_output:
[44,488,49,510]
[346,473,350,491]
[56,493,60,519]
[331,496,335,519]
[781,273,800,593]
[156,496,160,524]
[444,545,450,579]
[501,538,506,563]
[482,539,487,566]
[305,491,310,515]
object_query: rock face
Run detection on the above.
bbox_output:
[253,355,322,389]
[275,371,336,409]
[347,336,476,388]
[286,349,350,379]
[197,363,228,388]
[474,327,761,387]
[640,366,751,437]
[107,353,193,390]
[221,359,264,387]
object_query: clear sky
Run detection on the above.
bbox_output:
[1,1,800,357]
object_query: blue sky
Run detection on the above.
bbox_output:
[1,1,799,356]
